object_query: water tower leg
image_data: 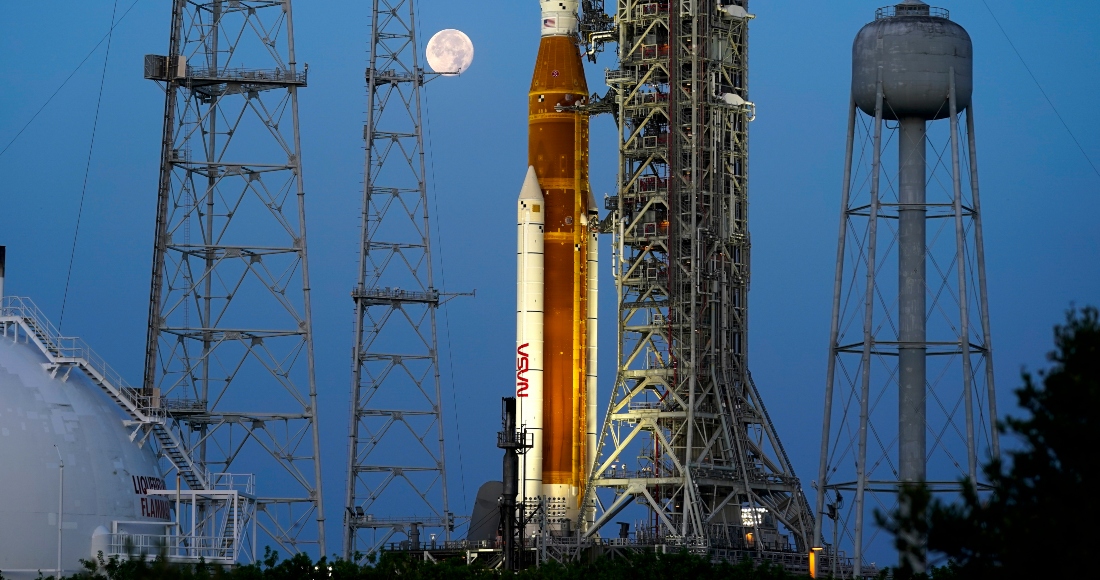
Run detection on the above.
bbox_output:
[853,78,887,579]
[815,94,858,550]
[948,71,979,483]
[966,107,1001,459]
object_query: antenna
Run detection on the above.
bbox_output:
[343,0,460,560]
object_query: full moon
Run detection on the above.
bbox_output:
[426,29,474,76]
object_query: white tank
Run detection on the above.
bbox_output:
[0,331,166,578]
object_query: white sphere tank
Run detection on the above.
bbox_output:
[0,331,167,578]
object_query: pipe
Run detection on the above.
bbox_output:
[898,116,927,487]
[584,194,598,530]
[0,245,6,301]
[55,445,65,577]
[500,398,519,570]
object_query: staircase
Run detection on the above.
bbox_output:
[0,296,207,490]
[220,494,248,556]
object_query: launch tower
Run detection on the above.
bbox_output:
[343,0,456,560]
[585,0,815,557]
[814,2,999,575]
[143,0,325,556]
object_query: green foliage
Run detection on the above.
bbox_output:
[51,549,810,580]
[879,306,1100,580]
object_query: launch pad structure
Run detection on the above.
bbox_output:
[582,0,816,563]
[315,0,823,572]
[425,0,820,572]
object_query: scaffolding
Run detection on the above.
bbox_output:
[343,0,460,561]
[584,0,815,559]
[142,0,324,557]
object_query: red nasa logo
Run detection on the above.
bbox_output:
[517,343,531,397]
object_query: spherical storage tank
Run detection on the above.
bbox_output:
[0,329,167,578]
[852,0,973,120]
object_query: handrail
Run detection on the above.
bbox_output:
[105,533,236,564]
[875,5,949,20]
[1,295,207,489]
[0,295,161,420]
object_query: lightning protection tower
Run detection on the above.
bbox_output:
[585,0,815,559]
[814,2,999,576]
[343,0,455,560]
[143,0,325,557]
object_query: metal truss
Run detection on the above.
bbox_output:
[343,0,456,561]
[584,0,814,555]
[143,0,325,557]
[814,83,998,576]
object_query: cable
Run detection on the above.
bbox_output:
[979,0,1100,184]
[425,72,471,523]
[0,0,143,162]
[416,0,470,522]
[59,0,122,330]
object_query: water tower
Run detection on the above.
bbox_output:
[814,2,999,575]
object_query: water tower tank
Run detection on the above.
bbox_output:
[0,325,166,578]
[852,0,973,120]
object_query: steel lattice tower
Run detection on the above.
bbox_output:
[814,4,999,576]
[143,0,325,556]
[343,0,453,560]
[584,0,814,556]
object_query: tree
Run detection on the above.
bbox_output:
[881,306,1100,579]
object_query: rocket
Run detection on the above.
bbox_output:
[516,0,597,530]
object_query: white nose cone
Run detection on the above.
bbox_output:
[519,166,543,203]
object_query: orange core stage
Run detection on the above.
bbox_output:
[528,34,592,501]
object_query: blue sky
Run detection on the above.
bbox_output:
[1,0,1097,562]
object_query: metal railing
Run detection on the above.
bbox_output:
[349,515,447,527]
[208,473,255,494]
[104,533,236,564]
[0,296,160,419]
[188,66,307,85]
[876,5,949,19]
[605,68,637,85]
[162,398,207,414]
[1,295,209,490]
[352,286,440,303]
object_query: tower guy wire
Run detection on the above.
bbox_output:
[0,0,143,162]
[60,0,121,331]
[979,0,1100,184]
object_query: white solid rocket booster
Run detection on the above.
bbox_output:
[516,166,545,504]
[585,193,599,524]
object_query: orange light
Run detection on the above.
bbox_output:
[810,547,824,579]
